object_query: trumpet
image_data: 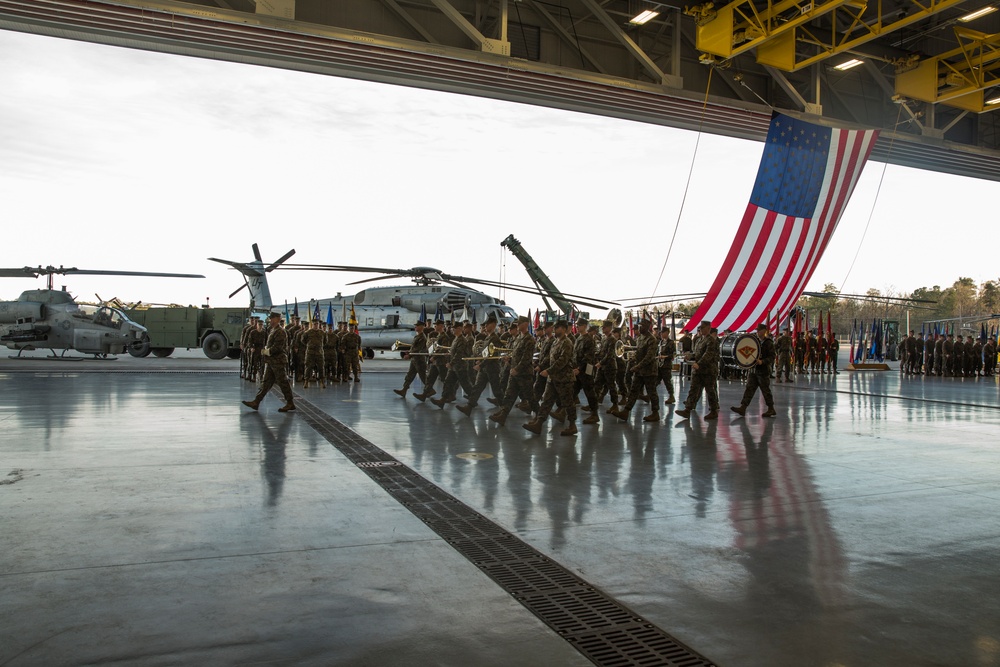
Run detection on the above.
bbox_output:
[390,340,411,351]
[463,343,513,360]
[406,341,452,356]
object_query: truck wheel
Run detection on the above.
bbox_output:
[128,334,151,358]
[226,349,241,359]
[202,333,228,360]
[152,348,174,358]
[364,347,375,360]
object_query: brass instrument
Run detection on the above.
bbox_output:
[409,342,450,356]
[462,343,513,360]
[390,340,411,351]
[615,340,638,359]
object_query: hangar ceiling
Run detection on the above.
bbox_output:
[4,0,1000,180]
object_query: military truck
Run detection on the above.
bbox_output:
[123,306,248,359]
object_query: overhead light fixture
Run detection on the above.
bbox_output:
[958,6,997,21]
[986,95,1000,105]
[833,58,864,71]
[630,9,660,25]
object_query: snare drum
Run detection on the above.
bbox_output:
[721,332,761,369]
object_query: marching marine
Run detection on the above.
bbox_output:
[394,319,429,398]
[676,320,720,420]
[241,311,296,413]
[523,319,578,436]
[731,323,777,418]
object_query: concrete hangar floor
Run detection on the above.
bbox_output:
[1,351,999,666]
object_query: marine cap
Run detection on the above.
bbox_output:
[434,318,445,325]
[698,320,712,330]
[267,312,282,321]
[543,321,554,329]
[554,319,569,330]
[516,315,530,325]
[602,321,613,329]
[415,320,426,326]
[756,323,768,332]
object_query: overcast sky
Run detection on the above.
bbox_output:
[1,28,998,317]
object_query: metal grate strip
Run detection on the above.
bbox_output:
[293,397,716,667]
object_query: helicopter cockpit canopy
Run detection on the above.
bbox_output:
[77,305,127,329]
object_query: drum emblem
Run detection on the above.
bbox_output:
[738,345,757,361]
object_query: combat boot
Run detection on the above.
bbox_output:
[762,407,777,418]
[582,414,599,425]
[522,418,543,435]
[278,403,296,412]
[612,407,630,421]
[241,400,260,411]
[551,408,567,423]
[560,423,578,437]
[456,403,474,417]
[705,410,719,420]
[431,397,447,409]
[642,412,660,422]
[516,400,530,413]
[393,389,407,398]
[730,405,746,416]
[674,408,691,419]
[486,397,501,406]
[664,396,675,405]
[489,409,509,426]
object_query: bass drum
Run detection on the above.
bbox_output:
[720,332,761,369]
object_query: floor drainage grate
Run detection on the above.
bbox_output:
[293,397,716,667]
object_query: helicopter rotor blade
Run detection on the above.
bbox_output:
[345,274,407,286]
[265,249,296,273]
[441,273,619,307]
[229,283,249,299]
[65,269,205,279]
[207,257,264,276]
[252,243,263,263]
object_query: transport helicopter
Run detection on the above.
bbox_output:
[210,256,617,358]
[0,265,203,359]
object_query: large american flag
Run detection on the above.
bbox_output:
[686,112,878,332]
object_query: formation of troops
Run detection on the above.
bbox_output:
[237,311,998,421]
[388,315,779,436]
[239,313,364,413]
[898,330,998,378]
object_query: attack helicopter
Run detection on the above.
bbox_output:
[210,256,617,358]
[0,265,204,359]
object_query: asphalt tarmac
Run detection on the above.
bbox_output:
[2,352,999,666]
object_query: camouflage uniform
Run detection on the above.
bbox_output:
[828,335,840,374]
[656,333,676,402]
[323,326,339,382]
[595,327,619,406]
[533,328,555,399]
[465,323,504,406]
[247,321,295,408]
[299,324,326,387]
[573,327,599,412]
[492,325,539,422]
[247,322,265,383]
[239,320,253,379]
[682,330,720,414]
[536,333,577,425]
[417,325,452,399]
[440,327,475,401]
[620,327,659,417]
[400,326,429,392]
[736,328,775,414]
[776,331,793,381]
[340,328,362,381]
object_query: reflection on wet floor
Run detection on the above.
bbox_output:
[1,366,999,666]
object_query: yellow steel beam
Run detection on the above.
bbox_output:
[896,27,1000,112]
[691,0,967,71]
[691,0,854,60]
